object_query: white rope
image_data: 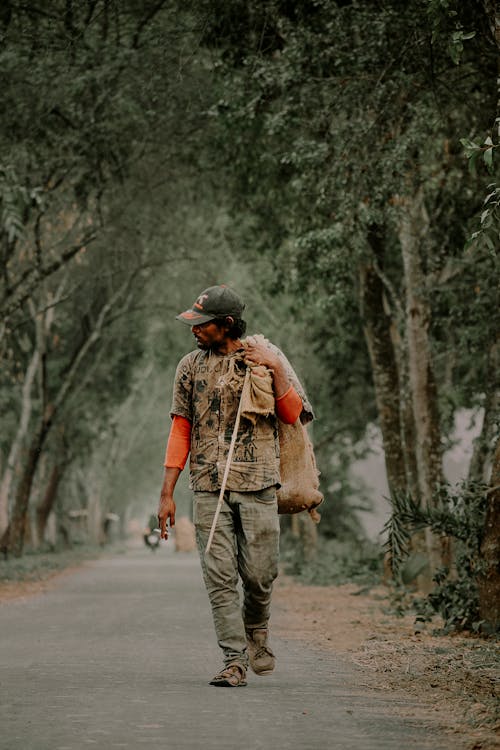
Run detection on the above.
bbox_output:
[204,367,250,556]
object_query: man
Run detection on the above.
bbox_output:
[158,284,313,687]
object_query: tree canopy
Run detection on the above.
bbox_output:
[0,0,498,629]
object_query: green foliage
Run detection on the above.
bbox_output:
[0,3,221,556]
[415,560,483,633]
[0,546,102,583]
[0,164,42,244]
[424,0,477,63]
[385,482,489,631]
[385,482,487,567]
[462,182,500,257]
[461,137,498,177]
[199,0,497,420]
[280,532,383,587]
[197,0,498,537]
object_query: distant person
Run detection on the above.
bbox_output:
[158,285,313,687]
[143,513,160,551]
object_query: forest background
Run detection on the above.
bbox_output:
[0,0,499,632]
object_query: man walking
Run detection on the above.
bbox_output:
[158,284,313,687]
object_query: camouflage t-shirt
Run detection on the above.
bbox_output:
[170,344,311,493]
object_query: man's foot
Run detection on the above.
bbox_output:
[246,628,275,676]
[209,663,247,687]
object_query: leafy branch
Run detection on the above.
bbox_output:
[384,482,488,573]
[460,130,498,175]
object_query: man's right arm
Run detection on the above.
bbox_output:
[157,414,192,539]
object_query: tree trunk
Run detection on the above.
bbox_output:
[0,289,63,544]
[0,346,40,536]
[478,435,500,631]
[2,417,52,557]
[87,489,103,545]
[400,186,445,576]
[399,367,420,501]
[359,232,406,496]
[35,464,63,546]
[387,316,420,502]
[477,8,500,630]
[469,340,499,483]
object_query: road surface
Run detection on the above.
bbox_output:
[0,546,457,749]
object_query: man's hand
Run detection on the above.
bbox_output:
[243,336,280,371]
[157,494,176,540]
[244,336,290,398]
[157,467,181,540]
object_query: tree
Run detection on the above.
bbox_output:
[0,1,216,554]
[194,0,499,586]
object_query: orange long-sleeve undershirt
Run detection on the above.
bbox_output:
[275,385,303,424]
[163,386,303,469]
[164,415,191,469]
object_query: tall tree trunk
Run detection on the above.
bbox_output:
[475,5,500,631]
[0,346,39,536]
[0,286,64,540]
[469,340,499,483]
[398,360,420,502]
[400,186,445,577]
[478,435,500,631]
[359,228,406,496]
[2,415,52,557]
[35,463,63,546]
[87,488,103,545]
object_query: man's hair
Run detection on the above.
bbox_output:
[214,316,247,339]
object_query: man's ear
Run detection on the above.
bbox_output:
[225,316,234,326]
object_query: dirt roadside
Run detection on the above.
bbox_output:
[0,561,93,602]
[273,578,499,750]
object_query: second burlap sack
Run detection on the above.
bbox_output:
[277,419,323,518]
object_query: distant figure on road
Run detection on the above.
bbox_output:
[143,513,160,551]
[158,285,313,687]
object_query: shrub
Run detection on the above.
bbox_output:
[280,532,384,587]
[384,482,488,632]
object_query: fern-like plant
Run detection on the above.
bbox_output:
[384,482,488,631]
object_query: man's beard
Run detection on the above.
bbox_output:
[196,340,219,351]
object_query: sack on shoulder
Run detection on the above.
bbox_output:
[277,420,323,518]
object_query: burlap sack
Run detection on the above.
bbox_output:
[238,335,322,518]
[277,420,323,517]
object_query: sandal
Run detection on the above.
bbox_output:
[209,663,247,687]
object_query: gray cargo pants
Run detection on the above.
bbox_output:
[193,486,280,668]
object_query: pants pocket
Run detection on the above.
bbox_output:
[253,486,278,504]
[193,492,219,527]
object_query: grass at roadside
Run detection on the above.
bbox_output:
[280,532,384,586]
[0,543,127,593]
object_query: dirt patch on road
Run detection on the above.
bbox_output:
[0,579,52,601]
[0,550,101,604]
[0,566,84,602]
[273,579,499,750]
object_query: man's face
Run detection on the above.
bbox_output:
[191,320,228,351]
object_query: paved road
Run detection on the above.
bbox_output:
[0,546,456,750]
